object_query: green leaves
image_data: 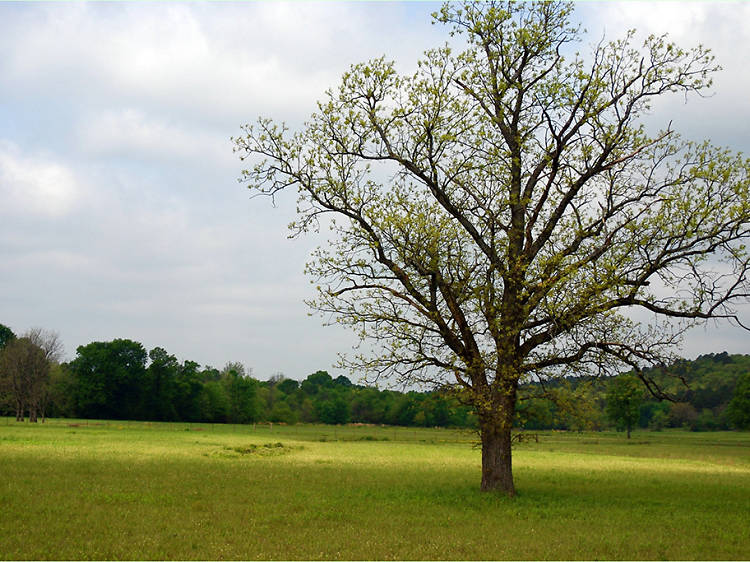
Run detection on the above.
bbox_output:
[236,0,749,402]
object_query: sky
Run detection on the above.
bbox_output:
[1,1,748,381]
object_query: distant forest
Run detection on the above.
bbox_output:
[1,323,748,431]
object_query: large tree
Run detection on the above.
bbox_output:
[234,1,750,494]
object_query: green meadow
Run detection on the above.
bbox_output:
[0,419,748,560]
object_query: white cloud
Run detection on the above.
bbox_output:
[2,249,94,272]
[1,2,444,128]
[0,142,83,218]
[578,2,750,150]
[588,2,708,37]
[0,1,747,378]
[76,108,229,165]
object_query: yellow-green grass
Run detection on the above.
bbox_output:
[0,419,748,560]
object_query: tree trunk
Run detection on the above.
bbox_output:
[475,358,520,496]
[480,421,515,495]
[479,391,517,496]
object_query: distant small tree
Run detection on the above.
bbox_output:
[47,363,76,419]
[0,337,49,422]
[549,381,605,432]
[200,380,230,422]
[727,374,750,429]
[146,347,179,421]
[299,396,317,423]
[301,371,334,395]
[334,375,353,387]
[172,360,205,422]
[25,328,64,364]
[0,324,18,415]
[0,323,16,350]
[269,400,298,424]
[606,375,643,438]
[387,394,418,426]
[669,401,699,429]
[640,401,670,430]
[516,395,556,430]
[648,408,669,431]
[223,362,248,378]
[278,378,300,395]
[428,395,451,427]
[24,328,64,422]
[201,366,222,382]
[692,408,721,432]
[317,395,350,425]
[350,387,387,424]
[221,363,260,423]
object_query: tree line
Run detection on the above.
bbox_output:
[1,322,748,431]
[517,352,750,433]
[0,324,476,427]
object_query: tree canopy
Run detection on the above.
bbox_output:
[69,339,149,420]
[0,327,61,422]
[0,337,49,422]
[235,1,750,494]
[727,373,750,430]
[0,324,16,351]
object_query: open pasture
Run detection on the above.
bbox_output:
[0,419,748,560]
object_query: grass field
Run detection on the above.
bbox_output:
[0,419,748,560]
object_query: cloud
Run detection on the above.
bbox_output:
[0,1,747,379]
[0,142,83,218]
[76,108,229,166]
[578,2,750,151]
[583,2,709,37]
[0,2,435,376]
[1,2,440,128]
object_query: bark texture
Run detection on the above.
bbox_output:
[480,421,515,496]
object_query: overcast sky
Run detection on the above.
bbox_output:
[1,2,748,381]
